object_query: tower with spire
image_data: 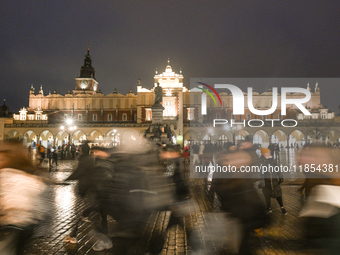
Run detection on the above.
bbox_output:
[74,47,99,95]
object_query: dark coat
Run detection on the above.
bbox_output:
[212,178,266,230]
[261,156,283,198]
[166,157,190,202]
[66,155,95,197]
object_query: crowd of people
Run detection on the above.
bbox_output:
[0,138,340,254]
[28,143,79,167]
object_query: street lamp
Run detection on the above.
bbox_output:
[60,118,77,145]
[224,123,242,145]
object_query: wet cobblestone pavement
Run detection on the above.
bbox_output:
[23,157,322,255]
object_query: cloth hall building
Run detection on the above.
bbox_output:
[2,49,340,149]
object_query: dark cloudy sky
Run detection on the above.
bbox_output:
[1,1,340,112]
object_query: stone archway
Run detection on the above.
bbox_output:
[22,130,37,147]
[6,130,19,140]
[72,129,87,145]
[39,130,54,148]
[271,129,287,147]
[107,129,121,146]
[253,130,269,148]
[289,129,305,149]
[56,130,68,146]
[184,130,198,147]
[235,129,249,145]
[122,130,138,145]
[325,129,340,145]
[89,130,104,141]
[217,131,233,146]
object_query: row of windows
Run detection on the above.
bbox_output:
[298,112,331,120]
[64,113,137,121]
[36,99,137,110]
[213,113,282,120]
[19,113,43,121]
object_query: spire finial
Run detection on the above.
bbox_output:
[87,43,90,54]
[167,58,170,65]
[155,68,158,74]
[180,67,182,74]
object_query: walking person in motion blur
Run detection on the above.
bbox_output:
[150,144,204,254]
[259,147,287,215]
[298,146,340,254]
[0,140,52,255]
[211,148,266,255]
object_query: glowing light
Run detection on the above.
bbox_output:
[66,119,73,125]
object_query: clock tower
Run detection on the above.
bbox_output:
[74,47,99,95]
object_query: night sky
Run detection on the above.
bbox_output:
[1,1,340,113]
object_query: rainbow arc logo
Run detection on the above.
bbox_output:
[196,82,222,106]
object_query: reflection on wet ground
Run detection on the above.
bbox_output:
[23,150,321,254]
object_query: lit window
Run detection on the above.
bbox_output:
[20,113,26,120]
[247,113,251,120]
[78,114,82,121]
[36,114,41,120]
[321,112,327,119]
[122,113,127,121]
[93,114,97,121]
[145,108,152,121]
[187,108,195,120]
[108,114,112,121]
[163,98,176,117]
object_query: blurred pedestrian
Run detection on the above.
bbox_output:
[211,149,266,254]
[36,144,45,165]
[64,147,96,244]
[0,140,52,255]
[260,147,287,215]
[199,142,205,164]
[71,143,76,159]
[52,147,58,167]
[80,140,90,156]
[298,146,340,253]
[150,144,203,254]
[192,142,200,165]
[47,146,52,167]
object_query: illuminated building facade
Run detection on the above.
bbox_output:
[2,49,339,148]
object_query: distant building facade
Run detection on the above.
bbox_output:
[2,49,340,148]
